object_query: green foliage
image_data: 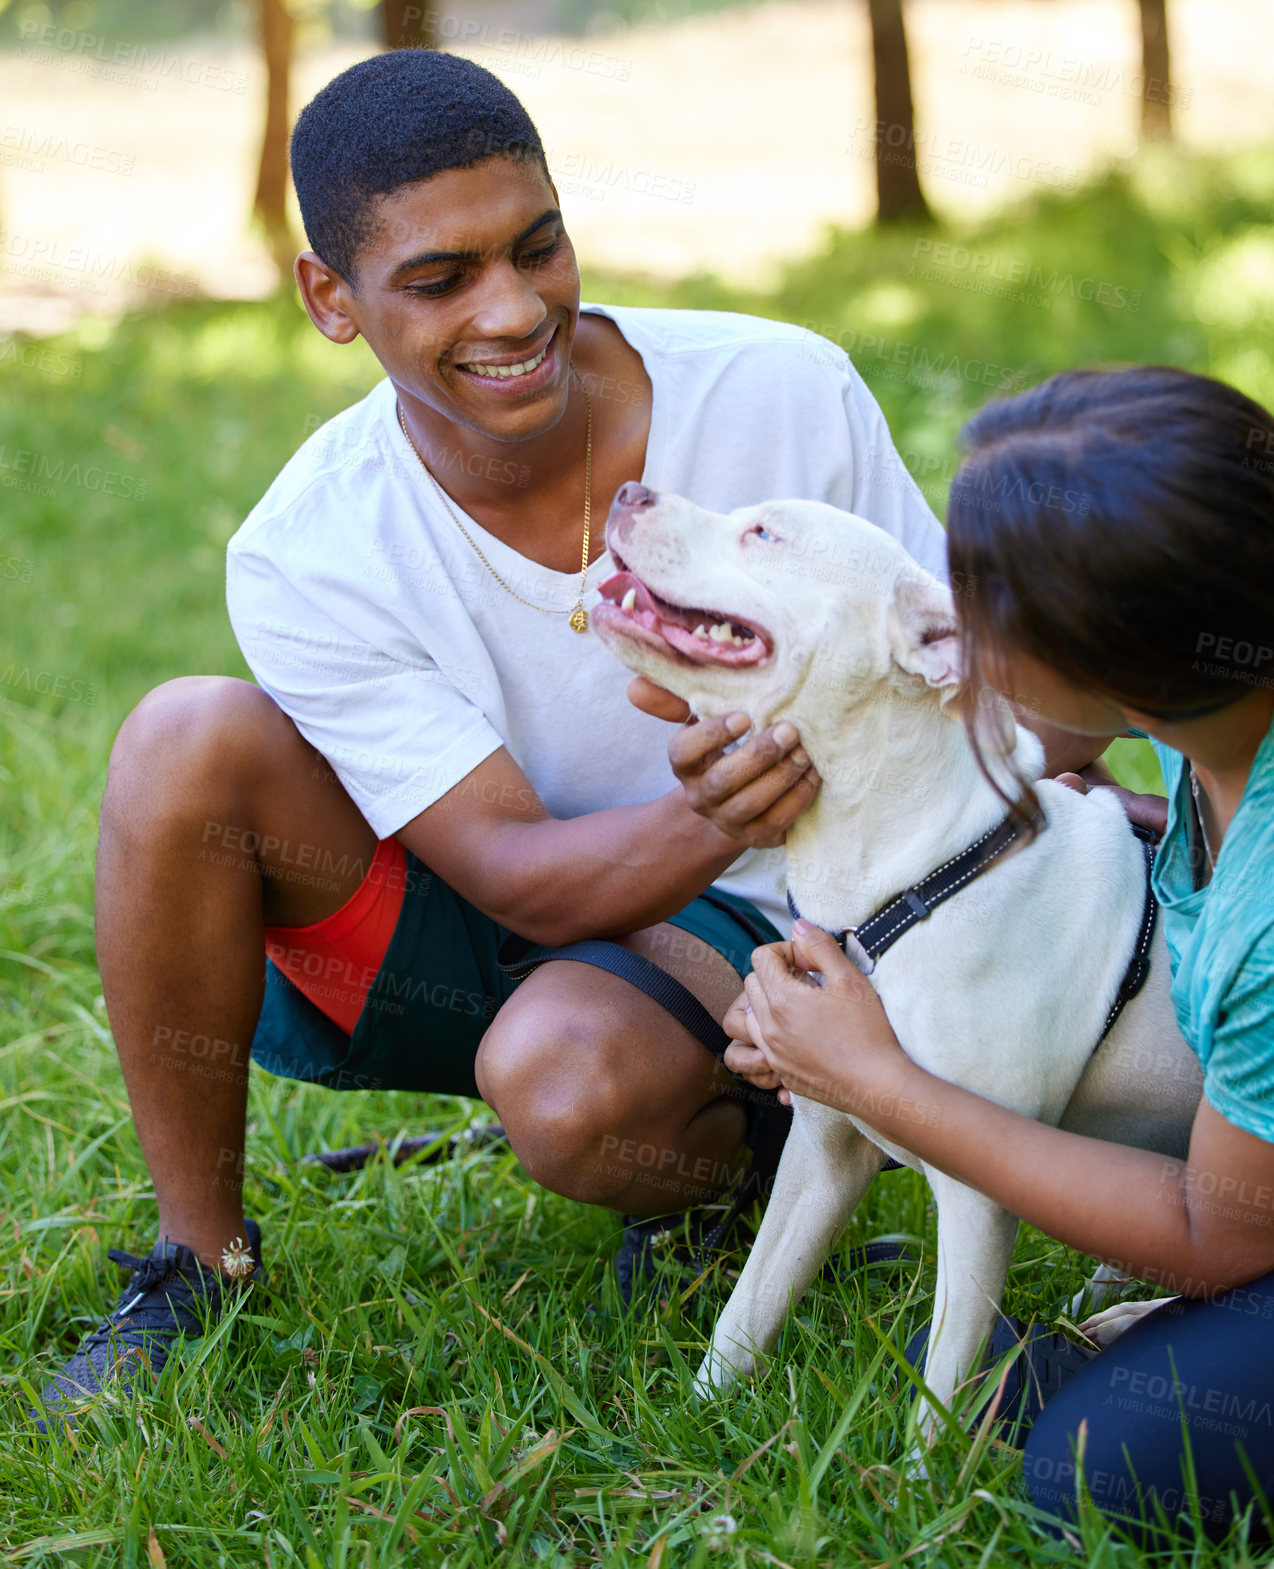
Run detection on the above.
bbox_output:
[4,146,1274,1559]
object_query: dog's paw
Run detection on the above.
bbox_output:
[1068,1262,1136,1319]
[692,1349,750,1400]
[1078,1296,1176,1348]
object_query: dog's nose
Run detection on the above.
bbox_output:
[615,481,657,510]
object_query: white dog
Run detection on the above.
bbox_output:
[592,484,1202,1438]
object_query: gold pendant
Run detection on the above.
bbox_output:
[569,604,589,633]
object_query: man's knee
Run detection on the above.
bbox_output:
[476,1012,635,1203]
[107,677,306,828]
[114,677,289,782]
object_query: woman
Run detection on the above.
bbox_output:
[669,367,1274,1541]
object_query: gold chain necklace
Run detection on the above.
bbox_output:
[395,380,594,632]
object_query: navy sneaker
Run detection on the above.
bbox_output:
[35,1219,264,1430]
[612,1203,743,1308]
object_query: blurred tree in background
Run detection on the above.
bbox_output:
[382,0,439,47]
[249,0,439,282]
[866,0,930,224]
[253,0,297,271]
[1138,0,1173,139]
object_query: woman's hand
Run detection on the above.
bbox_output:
[722,991,787,1094]
[626,676,821,849]
[731,921,914,1111]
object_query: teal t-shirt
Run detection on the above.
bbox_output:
[1148,716,1274,1142]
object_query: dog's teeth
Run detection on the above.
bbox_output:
[693,624,710,639]
[731,634,746,646]
[708,622,733,643]
[621,587,637,611]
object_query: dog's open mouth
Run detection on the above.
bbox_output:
[595,569,770,667]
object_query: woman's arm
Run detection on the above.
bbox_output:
[731,923,1274,1297]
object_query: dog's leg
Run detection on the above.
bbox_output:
[694,1101,885,1398]
[914,1173,1019,1442]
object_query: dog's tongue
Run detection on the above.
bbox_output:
[599,571,659,618]
[597,571,766,666]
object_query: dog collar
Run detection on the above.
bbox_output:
[787,815,1021,964]
[786,816,1159,1052]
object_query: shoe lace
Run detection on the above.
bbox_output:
[78,1249,219,1352]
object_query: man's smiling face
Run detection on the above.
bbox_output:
[321,155,581,445]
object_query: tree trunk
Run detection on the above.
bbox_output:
[866,0,931,224]
[1138,0,1173,140]
[382,0,441,50]
[253,0,296,277]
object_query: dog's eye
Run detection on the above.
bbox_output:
[748,525,779,543]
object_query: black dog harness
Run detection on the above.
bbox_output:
[788,817,1159,1051]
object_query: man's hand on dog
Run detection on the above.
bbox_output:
[1057,760,1169,838]
[723,923,907,1110]
[626,676,821,848]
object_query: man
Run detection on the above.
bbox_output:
[37,46,1073,1419]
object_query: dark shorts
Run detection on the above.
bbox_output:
[249,849,782,1098]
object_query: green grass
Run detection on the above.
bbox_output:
[4,146,1274,1563]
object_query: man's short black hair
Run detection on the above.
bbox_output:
[291,49,547,286]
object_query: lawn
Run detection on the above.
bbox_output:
[2,145,1274,1565]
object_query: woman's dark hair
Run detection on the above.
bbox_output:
[946,365,1274,828]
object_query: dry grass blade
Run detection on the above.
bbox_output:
[343,1496,421,1545]
[394,1404,456,1445]
[186,1416,227,1460]
[730,1416,797,1484]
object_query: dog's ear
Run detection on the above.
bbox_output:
[887,575,961,690]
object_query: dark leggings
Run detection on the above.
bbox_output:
[1023,1271,1274,1542]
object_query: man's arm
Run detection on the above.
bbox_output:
[396,743,746,948]
[228,553,750,944]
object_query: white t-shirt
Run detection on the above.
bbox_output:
[227,304,949,936]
